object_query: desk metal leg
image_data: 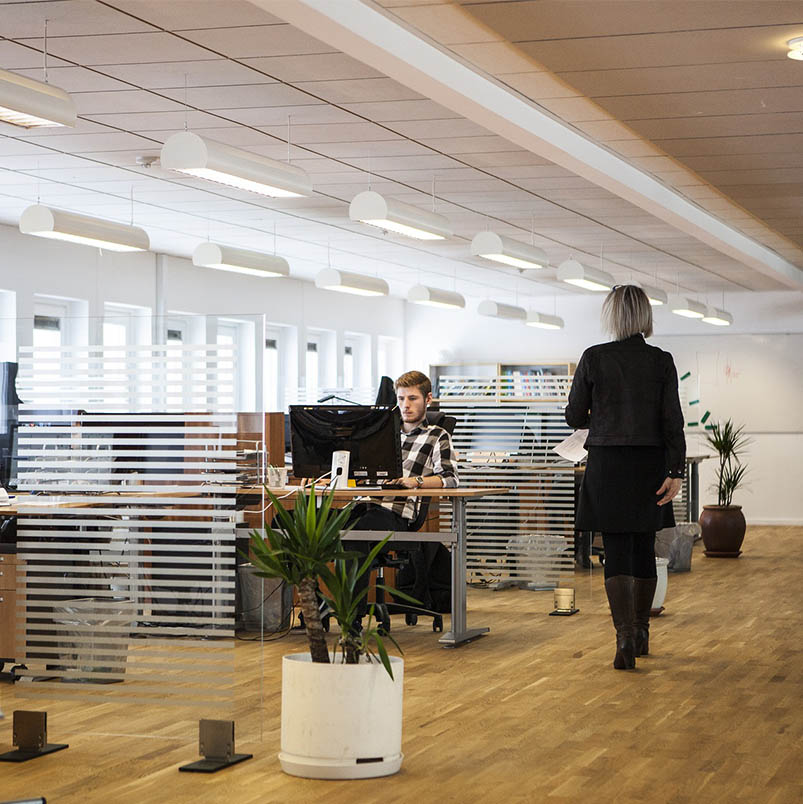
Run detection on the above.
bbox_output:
[439,497,489,647]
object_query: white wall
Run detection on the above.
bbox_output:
[407,289,803,525]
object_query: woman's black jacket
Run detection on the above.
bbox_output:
[564,334,686,478]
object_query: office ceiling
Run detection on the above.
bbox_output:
[0,0,801,307]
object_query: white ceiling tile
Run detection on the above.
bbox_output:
[40,32,218,66]
[158,82,318,109]
[1,0,155,37]
[293,78,425,105]
[98,58,277,89]
[13,65,128,93]
[72,89,187,114]
[0,39,72,70]
[241,53,384,82]
[109,0,283,30]
[180,24,336,58]
[341,99,462,121]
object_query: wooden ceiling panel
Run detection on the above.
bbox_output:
[108,0,283,30]
[241,53,384,82]
[462,1,803,42]
[601,87,803,121]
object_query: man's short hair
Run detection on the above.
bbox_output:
[395,370,432,397]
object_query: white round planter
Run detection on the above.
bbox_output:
[652,557,669,612]
[279,652,404,779]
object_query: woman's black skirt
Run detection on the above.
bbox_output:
[575,445,676,532]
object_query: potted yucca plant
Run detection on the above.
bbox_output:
[246,485,417,780]
[699,420,750,557]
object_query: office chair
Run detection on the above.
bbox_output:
[373,409,457,633]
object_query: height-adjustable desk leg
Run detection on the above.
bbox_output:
[439,496,489,647]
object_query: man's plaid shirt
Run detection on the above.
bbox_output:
[377,420,459,522]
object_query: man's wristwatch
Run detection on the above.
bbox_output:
[415,475,425,487]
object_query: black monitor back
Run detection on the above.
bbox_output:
[290,405,402,482]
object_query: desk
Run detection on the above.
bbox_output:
[249,486,508,647]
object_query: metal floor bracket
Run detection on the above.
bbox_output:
[0,710,68,762]
[179,719,252,773]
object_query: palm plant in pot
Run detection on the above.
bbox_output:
[700,420,750,557]
[246,484,417,780]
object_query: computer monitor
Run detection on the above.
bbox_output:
[289,405,402,482]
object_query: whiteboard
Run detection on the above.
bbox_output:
[653,333,803,433]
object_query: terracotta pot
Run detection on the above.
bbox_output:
[699,505,746,557]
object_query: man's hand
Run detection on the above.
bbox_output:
[388,477,419,489]
[656,477,682,506]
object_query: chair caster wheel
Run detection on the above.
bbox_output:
[405,613,418,626]
[433,615,443,632]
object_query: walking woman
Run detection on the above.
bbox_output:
[566,285,685,670]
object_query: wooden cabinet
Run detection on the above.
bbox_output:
[0,552,17,661]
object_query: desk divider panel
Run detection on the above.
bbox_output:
[438,376,576,589]
[12,343,240,722]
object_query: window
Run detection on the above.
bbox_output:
[305,339,319,401]
[343,345,354,389]
[264,337,279,411]
[33,314,62,347]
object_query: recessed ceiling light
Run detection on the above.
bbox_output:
[557,259,614,292]
[407,285,465,309]
[477,300,527,321]
[0,67,76,128]
[19,204,149,252]
[193,242,289,278]
[470,231,548,270]
[315,268,389,297]
[787,36,803,60]
[349,190,451,241]
[160,132,312,198]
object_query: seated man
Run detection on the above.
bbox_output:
[345,370,459,621]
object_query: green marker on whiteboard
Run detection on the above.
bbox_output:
[700,410,711,424]
[680,371,691,381]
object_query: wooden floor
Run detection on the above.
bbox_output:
[1,526,801,803]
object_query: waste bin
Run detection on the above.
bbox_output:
[656,523,700,572]
[237,563,293,632]
[53,597,135,682]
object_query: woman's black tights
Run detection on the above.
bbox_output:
[602,531,657,580]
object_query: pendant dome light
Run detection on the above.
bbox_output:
[477,300,527,321]
[161,132,312,198]
[525,311,564,330]
[471,231,548,270]
[701,307,733,326]
[193,242,289,278]
[315,268,389,297]
[349,190,451,241]
[19,204,149,252]
[0,67,76,128]
[407,285,465,309]
[557,258,614,291]
[668,295,706,319]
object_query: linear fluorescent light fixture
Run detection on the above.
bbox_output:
[349,190,451,241]
[471,231,548,270]
[408,284,465,310]
[702,307,733,326]
[160,132,312,198]
[526,311,564,330]
[315,268,388,297]
[19,204,149,252]
[557,258,613,292]
[636,282,668,306]
[0,68,76,128]
[668,295,706,319]
[193,242,289,278]
[477,300,527,321]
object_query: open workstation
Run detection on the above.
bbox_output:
[0,2,802,802]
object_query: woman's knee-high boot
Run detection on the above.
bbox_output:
[604,575,636,669]
[633,577,657,656]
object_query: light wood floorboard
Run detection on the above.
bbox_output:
[1,526,801,803]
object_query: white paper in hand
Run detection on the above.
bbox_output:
[554,429,589,462]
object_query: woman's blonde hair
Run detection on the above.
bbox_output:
[601,285,653,340]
